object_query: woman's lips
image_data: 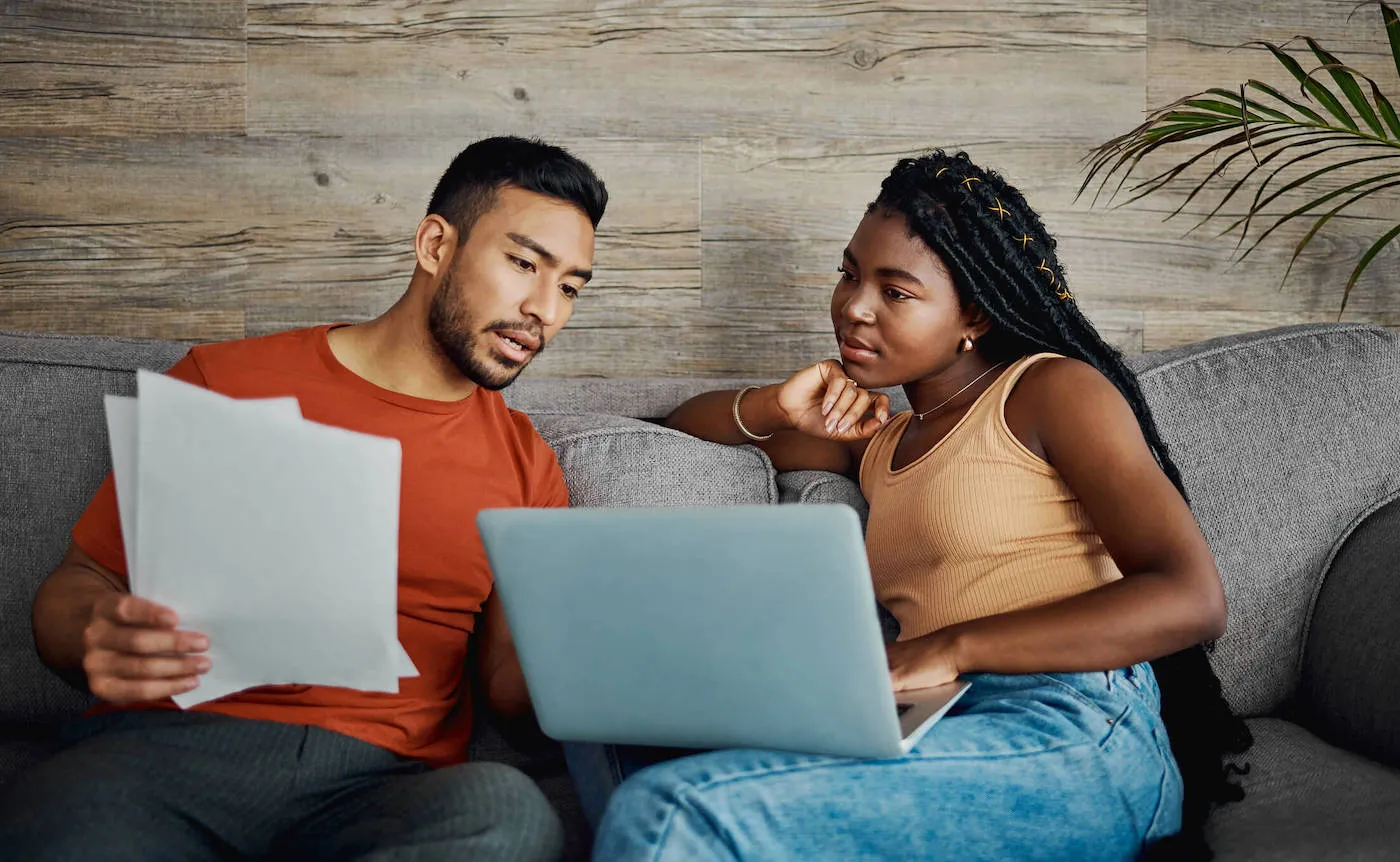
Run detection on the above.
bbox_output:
[839,338,879,363]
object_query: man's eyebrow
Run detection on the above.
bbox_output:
[507,232,592,283]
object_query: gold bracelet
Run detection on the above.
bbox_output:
[732,386,774,441]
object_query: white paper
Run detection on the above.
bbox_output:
[103,396,140,592]
[116,371,417,708]
[105,394,302,594]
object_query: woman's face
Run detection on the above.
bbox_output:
[830,208,976,389]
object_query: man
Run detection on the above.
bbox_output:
[0,136,606,861]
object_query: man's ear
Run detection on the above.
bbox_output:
[414,215,458,278]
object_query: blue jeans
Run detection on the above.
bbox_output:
[568,663,1182,861]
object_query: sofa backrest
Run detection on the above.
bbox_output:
[3,324,1399,725]
[1,332,189,723]
[1127,323,1400,716]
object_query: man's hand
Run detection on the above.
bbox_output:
[775,360,890,442]
[82,595,210,704]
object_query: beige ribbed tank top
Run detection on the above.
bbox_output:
[859,353,1122,642]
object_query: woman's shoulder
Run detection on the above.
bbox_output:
[1011,355,1116,404]
[1004,356,1135,456]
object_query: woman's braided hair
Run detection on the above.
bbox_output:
[873,150,1252,859]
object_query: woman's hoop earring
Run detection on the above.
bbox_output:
[958,335,975,353]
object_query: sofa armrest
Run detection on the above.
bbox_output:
[1299,493,1400,769]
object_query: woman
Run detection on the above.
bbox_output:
[584,151,1251,860]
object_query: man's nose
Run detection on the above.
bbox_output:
[520,280,561,329]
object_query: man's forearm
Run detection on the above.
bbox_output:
[32,554,125,687]
[482,648,532,719]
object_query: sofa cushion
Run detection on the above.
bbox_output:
[505,378,771,420]
[1299,493,1400,769]
[776,470,869,526]
[1207,717,1400,861]
[533,414,778,508]
[0,331,190,724]
[1127,324,1400,717]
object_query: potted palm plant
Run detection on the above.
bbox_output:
[1080,1,1400,314]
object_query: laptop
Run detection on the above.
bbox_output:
[476,504,969,760]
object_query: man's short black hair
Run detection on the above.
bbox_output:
[426,137,608,242]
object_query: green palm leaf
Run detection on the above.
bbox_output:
[1373,79,1400,138]
[1344,222,1400,311]
[1385,1,1400,80]
[1303,40,1385,137]
[1241,170,1400,259]
[1250,40,1358,130]
[1081,3,1400,315]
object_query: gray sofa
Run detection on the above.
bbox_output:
[2,322,1398,860]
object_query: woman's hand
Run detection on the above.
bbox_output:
[776,359,890,442]
[886,628,963,692]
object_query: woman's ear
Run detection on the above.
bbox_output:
[963,303,994,340]
[414,214,458,278]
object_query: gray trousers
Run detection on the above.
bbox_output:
[0,710,563,862]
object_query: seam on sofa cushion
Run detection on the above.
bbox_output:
[1295,485,1400,675]
[544,424,712,448]
[1135,324,1384,382]
[0,332,193,370]
[544,422,780,505]
[0,357,175,376]
[796,473,850,504]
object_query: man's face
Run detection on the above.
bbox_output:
[429,185,595,390]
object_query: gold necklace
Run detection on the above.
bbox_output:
[913,363,1005,421]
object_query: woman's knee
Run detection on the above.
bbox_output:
[595,766,738,861]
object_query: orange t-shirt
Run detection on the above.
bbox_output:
[71,324,568,767]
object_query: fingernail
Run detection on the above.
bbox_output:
[195,658,211,672]
[180,679,198,692]
[192,636,209,651]
[837,421,851,434]
[822,402,832,415]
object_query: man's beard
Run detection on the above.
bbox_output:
[427,271,544,392]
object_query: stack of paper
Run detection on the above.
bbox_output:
[104,370,418,708]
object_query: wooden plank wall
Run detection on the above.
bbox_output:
[2,0,1397,377]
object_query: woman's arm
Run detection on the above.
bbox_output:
[665,360,891,477]
[888,358,1225,689]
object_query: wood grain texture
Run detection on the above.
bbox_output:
[1143,309,1400,350]
[1129,0,1400,319]
[2,0,1398,374]
[700,137,1400,318]
[246,1,1146,140]
[1147,0,1399,107]
[0,135,700,338]
[0,0,246,135]
[0,303,245,341]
